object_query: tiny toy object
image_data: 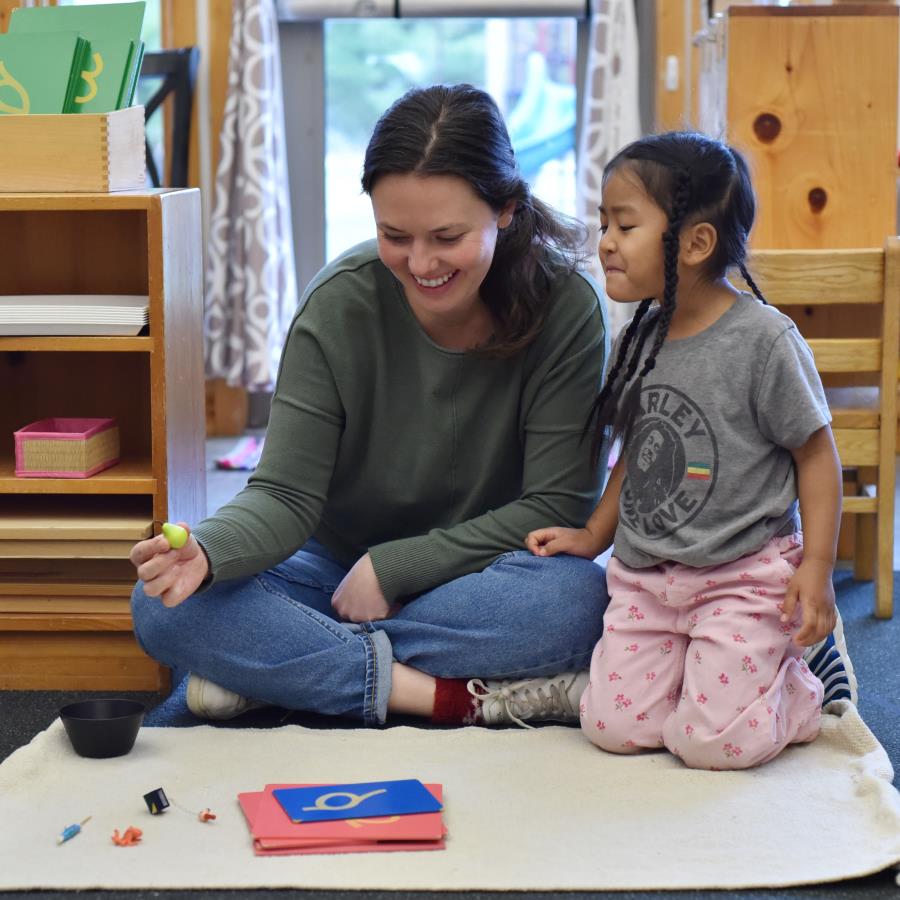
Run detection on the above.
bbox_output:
[57,816,91,845]
[143,787,170,815]
[111,826,143,847]
[161,522,189,549]
[143,786,215,823]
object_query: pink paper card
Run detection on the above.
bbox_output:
[237,789,445,856]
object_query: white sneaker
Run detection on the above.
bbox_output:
[185,674,269,720]
[467,671,589,729]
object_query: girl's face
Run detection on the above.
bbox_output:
[370,172,513,343]
[598,168,670,303]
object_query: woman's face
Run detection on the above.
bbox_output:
[371,173,513,343]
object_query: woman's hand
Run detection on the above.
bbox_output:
[129,523,209,608]
[525,526,602,559]
[331,553,397,622]
[781,558,837,647]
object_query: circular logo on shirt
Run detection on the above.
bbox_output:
[620,383,718,540]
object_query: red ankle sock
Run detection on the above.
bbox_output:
[431,677,482,726]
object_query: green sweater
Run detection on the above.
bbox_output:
[193,240,609,601]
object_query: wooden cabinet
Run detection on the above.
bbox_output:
[697,4,899,360]
[698,4,899,252]
[0,188,205,690]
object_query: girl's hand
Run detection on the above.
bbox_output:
[781,558,837,647]
[525,526,601,559]
[331,553,397,622]
[129,523,209,608]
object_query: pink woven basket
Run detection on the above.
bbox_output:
[13,417,120,478]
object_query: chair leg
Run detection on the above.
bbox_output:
[854,512,877,582]
[875,477,895,620]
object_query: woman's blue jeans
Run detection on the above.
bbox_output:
[131,540,608,726]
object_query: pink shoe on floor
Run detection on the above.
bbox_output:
[214,435,264,470]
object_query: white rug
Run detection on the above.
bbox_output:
[1,701,899,891]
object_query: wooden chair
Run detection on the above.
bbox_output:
[139,47,199,188]
[742,238,899,618]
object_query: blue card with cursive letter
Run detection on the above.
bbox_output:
[272,779,443,823]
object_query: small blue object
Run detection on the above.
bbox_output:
[272,779,442,824]
[58,816,91,845]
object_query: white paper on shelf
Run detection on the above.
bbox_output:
[0,295,149,332]
[0,323,146,336]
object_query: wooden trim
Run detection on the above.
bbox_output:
[875,237,900,617]
[0,631,168,690]
[730,5,898,16]
[808,339,881,373]
[842,496,878,513]
[0,612,133,632]
[834,428,881,466]
[655,0,685,130]
[744,249,885,305]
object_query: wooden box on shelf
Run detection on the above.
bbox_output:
[0,105,146,193]
[0,188,205,690]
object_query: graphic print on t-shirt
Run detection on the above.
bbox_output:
[621,384,718,540]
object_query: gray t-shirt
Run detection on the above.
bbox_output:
[612,295,830,569]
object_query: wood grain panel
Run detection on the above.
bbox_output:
[656,0,688,130]
[727,11,898,249]
[834,428,880,466]
[0,631,167,690]
[808,339,881,373]
[740,249,884,305]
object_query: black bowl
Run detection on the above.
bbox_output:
[59,698,146,759]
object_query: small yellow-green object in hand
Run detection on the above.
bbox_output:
[161,522,189,549]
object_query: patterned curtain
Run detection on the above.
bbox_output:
[575,0,642,336]
[204,0,297,392]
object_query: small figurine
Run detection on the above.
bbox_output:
[111,826,143,847]
[57,816,91,845]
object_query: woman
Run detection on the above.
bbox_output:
[130,84,610,728]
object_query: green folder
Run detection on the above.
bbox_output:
[118,39,145,109]
[9,1,145,114]
[0,31,92,115]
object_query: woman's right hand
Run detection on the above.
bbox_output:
[525,526,601,560]
[129,524,209,608]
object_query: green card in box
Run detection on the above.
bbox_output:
[0,31,92,115]
[9,1,145,113]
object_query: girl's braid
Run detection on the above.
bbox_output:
[638,169,692,378]
[587,298,653,464]
[737,261,768,304]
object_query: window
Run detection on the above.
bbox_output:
[323,17,578,260]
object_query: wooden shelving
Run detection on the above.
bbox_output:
[0,457,156,493]
[0,336,153,352]
[0,188,206,690]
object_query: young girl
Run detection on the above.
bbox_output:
[526,132,841,769]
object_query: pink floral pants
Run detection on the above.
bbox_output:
[580,535,823,770]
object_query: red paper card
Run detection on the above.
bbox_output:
[237,787,445,856]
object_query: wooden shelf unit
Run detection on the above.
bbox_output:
[0,189,206,690]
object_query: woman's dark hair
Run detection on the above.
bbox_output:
[587,131,766,464]
[362,83,588,357]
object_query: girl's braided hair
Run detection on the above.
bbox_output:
[588,131,766,465]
